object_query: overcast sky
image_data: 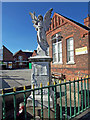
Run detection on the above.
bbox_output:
[2,2,89,54]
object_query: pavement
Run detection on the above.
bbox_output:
[0,69,31,89]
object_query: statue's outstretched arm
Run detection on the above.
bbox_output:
[29,12,38,30]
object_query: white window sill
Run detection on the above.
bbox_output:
[66,61,75,65]
[52,62,63,65]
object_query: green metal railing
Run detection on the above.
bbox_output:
[1,76,90,120]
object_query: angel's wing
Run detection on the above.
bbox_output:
[44,8,53,31]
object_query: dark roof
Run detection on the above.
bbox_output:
[13,50,22,56]
[24,52,33,58]
[3,45,13,55]
[57,12,90,31]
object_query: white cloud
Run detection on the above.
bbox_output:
[23,49,33,52]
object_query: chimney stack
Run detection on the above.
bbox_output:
[84,14,90,27]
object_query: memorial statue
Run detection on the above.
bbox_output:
[29,8,53,56]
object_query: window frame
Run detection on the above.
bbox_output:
[52,33,62,64]
[58,41,62,63]
[66,37,75,64]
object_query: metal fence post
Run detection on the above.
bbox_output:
[64,79,67,120]
[47,82,50,119]
[32,84,35,119]
[54,81,57,119]
[13,87,17,120]
[69,80,72,118]
[77,77,80,114]
[81,77,83,112]
[2,89,6,120]
[23,86,27,120]
[73,78,76,116]
[84,76,86,110]
[40,83,43,119]
[86,76,89,108]
[59,80,62,119]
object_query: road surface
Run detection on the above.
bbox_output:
[0,69,31,89]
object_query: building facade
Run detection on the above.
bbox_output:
[13,50,33,69]
[0,45,13,69]
[46,13,90,80]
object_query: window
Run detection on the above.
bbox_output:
[18,56,23,61]
[52,32,62,63]
[53,43,57,62]
[58,42,62,62]
[67,37,74,63]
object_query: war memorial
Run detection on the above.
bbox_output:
[29,8,53,89]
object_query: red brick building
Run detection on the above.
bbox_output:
[32,50,37,57]
[46,13,90,80]
[13,50,33,68]
[0,45,13,69]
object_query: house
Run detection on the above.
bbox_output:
[13,50,33,68]
[0,45,13,69]
[46,13,90,80]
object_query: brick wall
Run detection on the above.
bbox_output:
[14,50,27,61]
[3,46,13,61]
[32,50,37,57]
[46,13,89,80]
[13,50,28,68]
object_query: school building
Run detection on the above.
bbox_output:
[46,13,90,80]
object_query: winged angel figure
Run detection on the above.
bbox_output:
[29,8,53,56]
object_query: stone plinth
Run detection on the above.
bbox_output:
[29,56,52,92]
[29,55,53,107]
